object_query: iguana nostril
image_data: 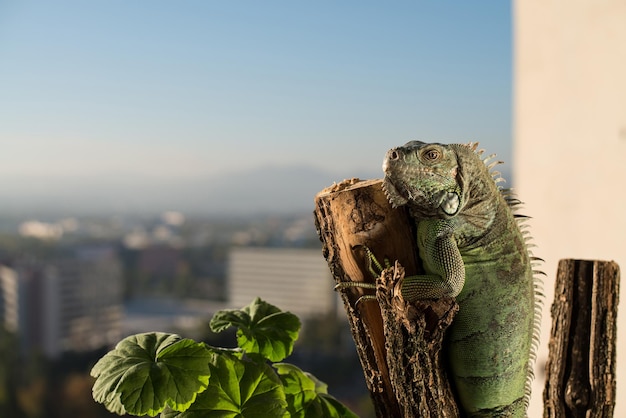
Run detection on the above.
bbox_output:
[390,150,399,160]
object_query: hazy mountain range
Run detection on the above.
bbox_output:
[0,165,381,216]
[0,164,512,217]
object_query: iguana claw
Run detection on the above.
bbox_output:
[333,245,391,306]
[353,244,391,278]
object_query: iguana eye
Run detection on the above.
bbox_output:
[423,148,441,161]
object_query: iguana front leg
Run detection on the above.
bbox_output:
[402,219,465,300]
[336,219,464,303]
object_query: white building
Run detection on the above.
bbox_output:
[228,247,337,319]
[0,266,19,333]
[0,246,124,357]
[514,1,626,415]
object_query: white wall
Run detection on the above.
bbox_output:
[514,0,626,415]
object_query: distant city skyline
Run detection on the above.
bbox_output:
[1,1,512,214]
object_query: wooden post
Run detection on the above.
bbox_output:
[544,259,620,418]
[314,179,459,417]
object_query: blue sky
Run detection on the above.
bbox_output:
[0,1,512,213]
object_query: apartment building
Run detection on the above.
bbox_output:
[0,246,123,357]
[228,247,337,319]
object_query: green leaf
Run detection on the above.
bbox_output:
[274,363,359,418]
[91,332,212,416]
[160,353,288,418]
[210,298,301,362]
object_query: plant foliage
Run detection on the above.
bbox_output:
[275,363,358,418]
[91,333,211,416]
[210,297,300,362]
[91,298,357,417]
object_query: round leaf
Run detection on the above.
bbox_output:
[161,353,288,418]
[91,332,211,416]
[210,298,301,362]
[274,363,359,418]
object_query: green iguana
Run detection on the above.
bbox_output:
[348,141,542,417]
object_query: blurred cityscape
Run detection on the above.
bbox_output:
[0,210,373,417]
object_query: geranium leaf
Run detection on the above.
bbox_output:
[161,353,287,418]
[209,298,300,362]
[274,363,359,418]
[91,332,211,416]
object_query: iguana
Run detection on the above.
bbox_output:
[347,141,542,417]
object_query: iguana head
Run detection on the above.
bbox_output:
[382,141,463,218]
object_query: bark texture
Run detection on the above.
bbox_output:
[544,259,620,418]
[314,178,459,417]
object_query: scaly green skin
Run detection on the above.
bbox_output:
[382,141,539,417]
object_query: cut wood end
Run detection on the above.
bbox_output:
[315,178,383,197]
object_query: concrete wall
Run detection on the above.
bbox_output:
[514,0,626,415]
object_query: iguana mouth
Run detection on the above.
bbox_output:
[381,177,408,208]
[383,177,460,216]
